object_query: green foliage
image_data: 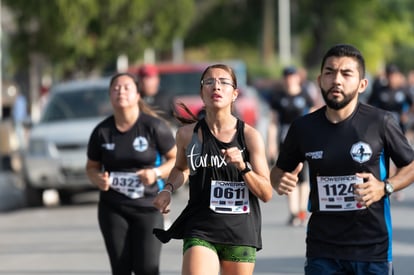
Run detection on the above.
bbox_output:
[295,0,414,75]
[3,0,414,80]
[4,0,195,78]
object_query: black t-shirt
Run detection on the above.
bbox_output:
[367,85,412,132]
[277,103,414,261]
[87,112,175,207]
[143,91,175,122]
[269,88,314,144]
[270,88,314,125]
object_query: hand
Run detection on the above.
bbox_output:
[95,171,110,191]
[137,169,157,186]
[276,163,303,195]
[354,172,384,207]
[153,191,171,214]
[221,147,244,170]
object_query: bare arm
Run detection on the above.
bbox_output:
[153,124,192,213]
[355,160,414,207]
[270,162,303,195]
[223,124,273,202]
[85,159,110,191]
[137,145,177,185]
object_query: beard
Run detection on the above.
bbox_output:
[321,86,358,110]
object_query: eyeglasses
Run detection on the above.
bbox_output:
[201,78,236,88]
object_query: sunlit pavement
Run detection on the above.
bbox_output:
[161,186,414,275]
[0,180,412,275]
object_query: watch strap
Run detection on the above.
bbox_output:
[240,161,251,176]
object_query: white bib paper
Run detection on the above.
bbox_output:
[209,180,250,214]
[109,172,144,199]
[317,175,365,211]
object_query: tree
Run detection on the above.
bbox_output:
[4,0,195,78]
[294,0,414,74]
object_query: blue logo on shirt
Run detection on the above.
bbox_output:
[350,142,372,163]
[133,136,148,152]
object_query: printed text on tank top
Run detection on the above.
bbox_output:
[187,143,227,171]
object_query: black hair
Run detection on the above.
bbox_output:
[175,64,238,125]
[109,72,139,91]
[320,44,366,79]
[109,72,166,119]
[199,64,238,89]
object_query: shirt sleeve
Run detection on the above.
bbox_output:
[153,119,176,155]
[87,125,102,162]
[276,120,304,172]
[383,111,414,167]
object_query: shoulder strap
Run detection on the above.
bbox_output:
[193,120,202,133]
[236,119,250,162]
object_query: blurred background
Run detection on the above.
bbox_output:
[1,0,414,208]
[1,2,414,274]
[3,0,414,116]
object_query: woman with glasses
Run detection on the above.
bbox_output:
[153,64,273,275]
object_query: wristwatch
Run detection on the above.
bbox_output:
[153,168,162,180]
[384,179,394,195]
[240,161,252,176]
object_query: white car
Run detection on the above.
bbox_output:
[22,77,112,206]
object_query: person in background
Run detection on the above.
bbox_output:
[297,67,324,109]
[138,64,175,122]
[406,69,414,142]
[138,64,176,228]
[271,44,414,275]
[407,69,414,99]
[153,64,273,275]
[267,66,315,226]
[39,74,52,111]
[85,72,177,275]
[11,89,28,150]
[367,63,411,132]
[367,64,411,201]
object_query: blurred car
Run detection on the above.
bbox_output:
[0,152,25,211]
[129,61,268,130]
[22,77,112,206]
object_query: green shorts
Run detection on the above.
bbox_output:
[183,237,256,263]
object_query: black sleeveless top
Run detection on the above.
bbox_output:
[154,118,263,250]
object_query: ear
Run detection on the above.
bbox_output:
[232,88,239,102]
[358,78,368,94]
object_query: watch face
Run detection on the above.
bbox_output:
[386,183,394,193]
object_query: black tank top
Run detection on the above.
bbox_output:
[154,118,263,250]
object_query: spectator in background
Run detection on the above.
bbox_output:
[39,74,52,111]
[12,90,28,150]
[406,69,414,128]
[367,64,411,201]
[138,64,175,123]
[267,66,315,226]
[367,64,411,133]
[407,69,414,97]
[138,64,176,228]
[297,67,324,109]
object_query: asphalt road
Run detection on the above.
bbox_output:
[0,182,413,275]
